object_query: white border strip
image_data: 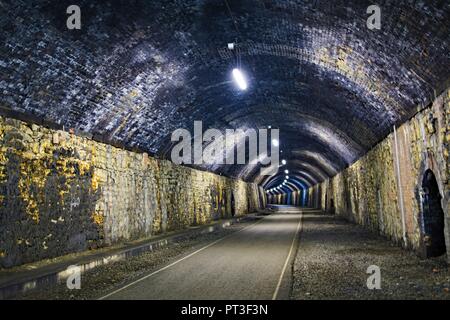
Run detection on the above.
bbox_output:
[272,212,303,300]
[98,217,264,300]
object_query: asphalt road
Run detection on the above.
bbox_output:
[100,208,303,300]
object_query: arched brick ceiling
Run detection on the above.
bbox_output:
[1,0,449,188]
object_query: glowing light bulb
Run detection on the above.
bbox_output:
[232,68,248,90]
[272,139,279,147]
[281,159,287,165]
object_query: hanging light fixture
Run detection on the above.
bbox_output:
[232,68,248,90]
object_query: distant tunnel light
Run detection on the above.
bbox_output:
[284,169,289,174]
[286,175,289,179]
[271,139,279,147]
[281,159,287,165]
[232,68,248,90]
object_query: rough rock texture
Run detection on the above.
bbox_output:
[0,116,262,268]
[292,212,450,300]
[267,190,305,206]
[13,218,258,300]
[1,0,449,186]
[314,88,449,259]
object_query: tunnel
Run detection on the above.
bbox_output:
[0,0,449,302]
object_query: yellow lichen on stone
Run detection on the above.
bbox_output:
[18,166,40,224]
[0,113,261,267]
[336,47,352,74]
[91,173,100,191]
[78,160,91,176]
[92,211,104,225]
[0,149,6,164]
[24,197,39,223]
[129,89,139,98]
[317,47,331,66]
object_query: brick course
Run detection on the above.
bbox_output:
[0,116,261,268]
[315,88,449,260]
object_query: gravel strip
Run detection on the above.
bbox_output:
[13,217,260,300]
[291,212,450,300]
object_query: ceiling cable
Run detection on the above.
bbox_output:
[223,0,243,69]
[223,0,241,36]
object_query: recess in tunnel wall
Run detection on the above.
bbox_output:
[0,116,261,268]
[312,88,450,260]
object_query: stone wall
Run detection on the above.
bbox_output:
[0,116,261,268]
[268,191,305,206]
[313,88,449,259]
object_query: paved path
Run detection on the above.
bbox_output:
[100,209,302,300]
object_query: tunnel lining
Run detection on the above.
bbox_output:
[1,0,449,184]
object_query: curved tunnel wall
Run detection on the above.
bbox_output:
[0,1,449,267]
[308,89,449,259]
[1,0,449,186]
[267,190,306,206]
[0,116,262,268]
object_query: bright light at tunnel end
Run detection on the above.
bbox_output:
[232,68,248,90]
